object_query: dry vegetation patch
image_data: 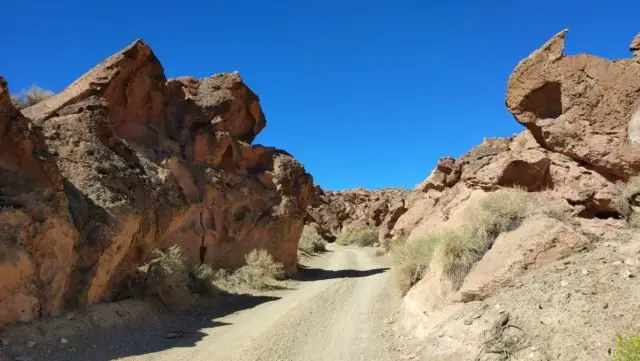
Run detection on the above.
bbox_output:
[336,227,378,247]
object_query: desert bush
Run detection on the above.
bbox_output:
[391,187,530,294]
[298,225,327,254]
[616,177,640,228]
[336,227,378,247]
[144,246,191,308]
[391,235,440,295]
[612,333,640,361]
[188,263,219,295]
[11,85,54,109]
[234,249,285,290]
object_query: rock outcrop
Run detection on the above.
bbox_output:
[396,30,640,359]
[307,187,412,244]
[506,30,640,181]
[0,40,313,326]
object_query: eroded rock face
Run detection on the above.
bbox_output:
[506,30,640,181]
[0,77,79,327]
[307,187,411,244]
[0,39,312,326]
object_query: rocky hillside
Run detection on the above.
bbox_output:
[0,40,313,327]
[389,30,640,360]
[307,186,415,245]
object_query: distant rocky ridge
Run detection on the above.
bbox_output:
[0,40,313,327]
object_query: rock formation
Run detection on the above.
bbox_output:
[394,30,640,360]
[307,187,412,244]
[0,39,313,326]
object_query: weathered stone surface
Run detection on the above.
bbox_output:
[0,77,79,326]
[307,187,411,243]
[0,39,312,326]
[630,32,640,56]
[506,30,640,181]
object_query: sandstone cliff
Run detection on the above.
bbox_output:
[0,40,313,327]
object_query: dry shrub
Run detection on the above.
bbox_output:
[616,177,640,228]
[391,187,530,294]
[336,227,378,247]
[391,235,439,295]
[144,246,191,308]
[229,249,285,291]
[188,263,219,295]
[11,85,54,109]
[298,225,327,254]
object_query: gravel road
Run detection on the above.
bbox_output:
[14,245,413,361]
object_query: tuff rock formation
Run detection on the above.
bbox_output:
[395,30,640,360]
[307,187,412,244]
[0,39,313,326]
[506,29,640,181]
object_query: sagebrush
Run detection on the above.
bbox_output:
[10,85,54,109]
[336,227,378,247]
[144,246,191,308]
[391,235,439,295]
[213,249,285,292]
[391,187,529,293]
[298,225,327,254]
[615,177,640,228]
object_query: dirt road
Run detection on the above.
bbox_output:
[17,245,414,361]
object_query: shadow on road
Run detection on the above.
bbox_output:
[294,265,388,281]
[12,294,279,361]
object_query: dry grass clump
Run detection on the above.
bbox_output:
[10,85,54,109]
[336,227,378,247]
[188,263,219,295]
[391,235,439,295]
[391,187,530,294]
[298,225,327,254]
[213,249,285,292]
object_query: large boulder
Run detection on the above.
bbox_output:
[506,30,640,181]
[0,39,313,325]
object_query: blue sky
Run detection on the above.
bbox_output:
[2,1,638,190]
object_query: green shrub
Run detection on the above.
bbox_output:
[391,235,440,295]
[612,334,640,361]
[336,227,378,247]
[298,225,327,254]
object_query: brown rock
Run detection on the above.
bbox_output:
[630,32,640,56]
[506,29,640,181]
[0,38,312,326]
[0,77,79,326]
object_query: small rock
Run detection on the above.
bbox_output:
[383,318,394,324]
[581,268,589,275]
[555,264,567,270]
[624,269,635,278]
[14,356,33,361]
[60,338,68,344]
[26,340,37,348]
[603,302,609,309]
[437,331,445,338]
[165,332,183,339]
[560,280,569,287]
[472,313,482,319]
[612,261,622,266]
[538,304,544,310]
[67,313,76,320]
[463,319,473,325]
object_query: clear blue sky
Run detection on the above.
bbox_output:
[2,1,638,190]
